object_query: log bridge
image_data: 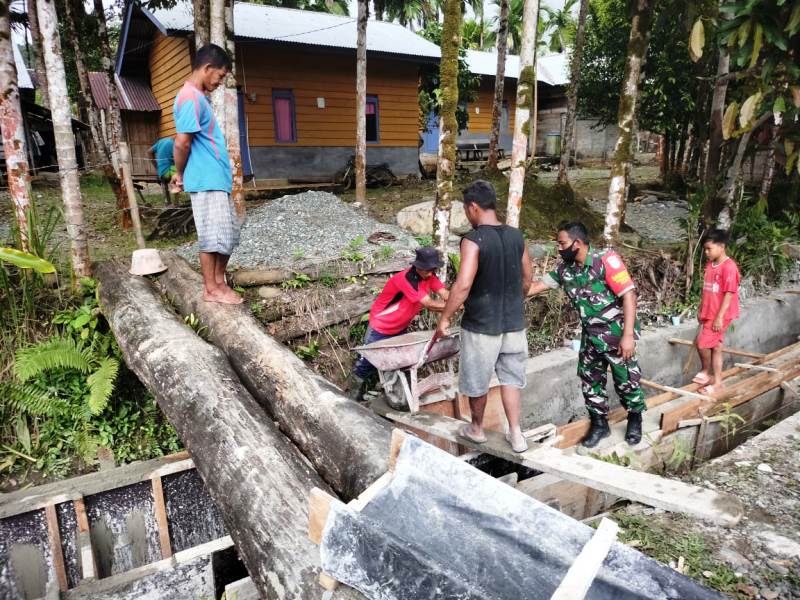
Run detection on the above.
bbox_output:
[74,255,785,598]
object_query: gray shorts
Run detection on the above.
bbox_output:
[190,191,241,255]
[458,328,528,397]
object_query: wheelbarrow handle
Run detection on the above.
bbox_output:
[415,337,437,370]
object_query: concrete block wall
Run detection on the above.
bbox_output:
[520,290,800,429]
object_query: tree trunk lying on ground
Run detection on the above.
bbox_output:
[231,255,412,287]
[158,253,393,500]
[268,295,374,341]
[95,261,360,599]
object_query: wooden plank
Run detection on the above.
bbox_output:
[151,476,172,559]
[45,504,68,592]
[640,379,715,401]
[668,337,765,359]
[307,487,335,545]
[0,451,192,519]
[74,497,97,580]
[348,472,393,512]
[388,429,407,473]
[733,362,779,372]
[550,517,619,600]
[374,407,743,526]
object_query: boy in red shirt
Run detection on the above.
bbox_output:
[349,247,450,401]
[693,229,740,394]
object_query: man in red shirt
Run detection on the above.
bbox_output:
[349,247,450,401]
[693,229,740,394]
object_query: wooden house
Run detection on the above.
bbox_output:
[116,1,440,181]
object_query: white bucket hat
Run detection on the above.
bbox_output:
[129,248,167,276]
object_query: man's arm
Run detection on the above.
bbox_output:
[712,292,734,332]
[419,295,446,312]
[619,290,637,360]
[172,132,194,189]
[438,288,450,302]
[521,244,533,296]
[527,280,552,297]
[433,239,479,340]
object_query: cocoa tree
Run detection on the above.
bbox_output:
[25,0,48,108]
[355,0,367,202]
[486,0,509,173]
[557,0,589,184]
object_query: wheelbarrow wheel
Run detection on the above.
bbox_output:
[385,387,409,412]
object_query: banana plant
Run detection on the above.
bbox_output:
[0,248,56,274]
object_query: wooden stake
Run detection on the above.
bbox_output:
[308,487,335,545]
[668,337,764,359]
[640,379,714,401]
[73,497,97,580]
[733,362,779,373]
[151,475,172,559]
[388,428,407,472]
[550,517,619,600]
[44,504,68,592]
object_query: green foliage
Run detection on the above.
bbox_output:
[295,340,321,360]
[183,313,209,340]
[281,272,312,289]
[729,196,798,283]
[0,248,56,273]
[378,245,395,260]
[589,450,633,467]
[415,234,434,247]
[448,252,461,274]
[342,236,367,262]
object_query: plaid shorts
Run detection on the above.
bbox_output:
[190,191,241,255]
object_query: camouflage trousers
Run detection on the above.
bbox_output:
[577,337,646,416]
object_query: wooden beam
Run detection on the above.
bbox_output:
[640,379,714,401]
[734,362,779,373]
[374,407,743,526]
[44,504,68,592]
[74,497,97,581]
[550,517,619,600]
[668,338,765,359]
[0,451,192,520]
[151,475,172,559]
[388,428,407,473]
[308,487,336,545]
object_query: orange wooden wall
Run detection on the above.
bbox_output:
[465,77,516,134]
[149,33,193,138]
[238,44,420,147]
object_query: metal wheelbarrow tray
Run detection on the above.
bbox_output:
[354,330,460,413]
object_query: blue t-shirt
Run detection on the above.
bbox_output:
[150,137,174,178]
[173,82,232,193]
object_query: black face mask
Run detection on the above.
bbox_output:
[559,241,579,263]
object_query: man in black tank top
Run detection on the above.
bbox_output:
[433,180,533,453]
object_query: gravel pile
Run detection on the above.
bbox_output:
[586,197,690,242]
[178,191,418,269]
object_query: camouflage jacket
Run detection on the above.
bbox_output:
[544,247,637,337]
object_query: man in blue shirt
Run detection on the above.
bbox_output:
[148,136,175,205]
[171,44,242,304]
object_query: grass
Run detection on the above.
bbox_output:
[603,512,752,598]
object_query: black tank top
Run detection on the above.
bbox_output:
[461,224,526,335]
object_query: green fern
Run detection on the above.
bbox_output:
[87,357,119,415]
[0,381,64,416]
[13,338,91,382]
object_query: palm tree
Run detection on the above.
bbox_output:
[253,0,349,14]
[493,0,549,54]
[541,0,578,53]
[462,17,495,49]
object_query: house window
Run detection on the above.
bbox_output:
[366,95,379,143]
[272,90,296,143]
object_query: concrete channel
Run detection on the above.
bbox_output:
[0,289,797,598]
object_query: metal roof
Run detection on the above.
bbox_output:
[464,49,568,86]
[14,44,33,89]
[88,72,161,112]
[149,1,441,59]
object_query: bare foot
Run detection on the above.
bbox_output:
[220,287,244,304]
[202,289,242,304]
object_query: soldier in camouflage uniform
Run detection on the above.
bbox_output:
[528,222,645,448]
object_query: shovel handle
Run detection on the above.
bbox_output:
[416,337,436,369]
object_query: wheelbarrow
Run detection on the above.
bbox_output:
[354,329,460,413]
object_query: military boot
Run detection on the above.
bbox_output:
[625,411,642,445]
[581,412,611,448]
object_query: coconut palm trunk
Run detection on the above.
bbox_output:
[37,0,91,276]
[0,2,34,251]
[758,113,781,205]
[26,0,48,108]
[557,0,589,184]
[210,0,245,218]
[506,0,539,228]
[602,0,655,246]
[486,0,509,173]
[355,0,368,203]
[432,0,462,280]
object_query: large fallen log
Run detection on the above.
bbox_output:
[95,261,359,599]
[158,253,393,500]
[268,295,374,341]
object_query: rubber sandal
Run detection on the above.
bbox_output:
[506,432,528,454]
[692,372,711,385]
[458,424,487,444]
[699,385,717,395]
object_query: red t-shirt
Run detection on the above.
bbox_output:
[699,257,740,322]
[369,268,444,335]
